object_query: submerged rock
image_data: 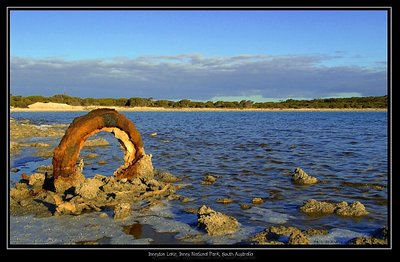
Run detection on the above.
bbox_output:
[84,138,110,147]
[292,168,318,185]
[372,227,388,240]
[184,208,198,214]
[252,197,264,205]
[10,120,66,140]
[240,204,252,210]
[201,175,217,185]
[30,142,50,147]
[35,165,53,174]
[87,153,99,159]
[34,148,54,158]
[217,198,234,204]
[300,199,369,217]
[10,141,20,155]
[97,160,107,165]
[197,205,239,236]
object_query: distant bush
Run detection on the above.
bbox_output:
[10,94,388,109]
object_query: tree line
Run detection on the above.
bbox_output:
[10,94,387,109]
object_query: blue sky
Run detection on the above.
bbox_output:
[10,10,388,101]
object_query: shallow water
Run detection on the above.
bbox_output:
[9,111,388,245]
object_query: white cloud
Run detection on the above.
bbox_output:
[10,54,387,100]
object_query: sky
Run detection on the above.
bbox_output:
[10,9,388,101]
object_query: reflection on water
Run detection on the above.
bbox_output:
[122,223,143,239]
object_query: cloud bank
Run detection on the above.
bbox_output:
[10,54,387,101]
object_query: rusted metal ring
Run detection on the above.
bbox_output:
[52,109,146,191]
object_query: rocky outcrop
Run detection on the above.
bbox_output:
[300,199,337,215]
[269,226,301,236]
[250,226,326,245]
[155,170,181,183]
[10,120,66,140]
[335,201,369,217]
[10,170,178,217]
[76,178,104,199]
[292,168,318,185]
[288,231,310,245]
[28,173,45,189]
[113,203,132,220]
[347,236,387,245]
[197,205,239,236]
[303,228,329,236]
[300,199,369,217]
[52,109,153,192]
[288,232,310,245]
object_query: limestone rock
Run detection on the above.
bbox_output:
[197,205,239,236]
[300,199,369,217]
[76,178,104,199]
[30,142,50,147]
[134,154,154,179]
[35,165,53,173]
[292,168,318,185]
[300,199,336,215]
[201,175,217,185]
[53,194,79,215]
[269,226,301,236]
[335,201,369,217]
[84,138,110,147]
[303,228,329,236]
[28,173,45,188]
[113,203,132,220]
[87,153,99,158]
[99,212,108,218]
[252,197,264,204]
[347,237,387,245]
[288,231,310,245]
[240,204,252,210]
[217,198,233,204]
[156,170,181,183]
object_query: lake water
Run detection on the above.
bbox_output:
[9,111,389,245]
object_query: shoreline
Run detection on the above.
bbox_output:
[10,102,387,113]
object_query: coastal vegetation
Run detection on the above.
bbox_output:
[10,94,387,109]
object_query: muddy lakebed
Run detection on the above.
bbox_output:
[9,111,388,245]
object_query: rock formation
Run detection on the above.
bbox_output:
[197,205,239,236]
[292,168,318,185]
[300,199,369,217]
